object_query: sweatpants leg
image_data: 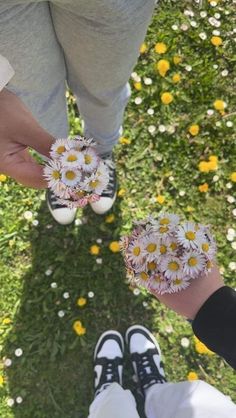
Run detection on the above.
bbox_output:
[88,382,140,418]
[0,1,68,138]
[144,380,236,418]
[50,0,156,154]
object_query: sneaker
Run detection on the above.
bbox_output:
[93,330,124,397]
[46,189,77,225]
[126,325,166,396]
[90,153,117,215]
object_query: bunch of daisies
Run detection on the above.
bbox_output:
[120,213,216,295]
[43,137,109,208]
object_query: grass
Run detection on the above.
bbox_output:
[1,1,236,417]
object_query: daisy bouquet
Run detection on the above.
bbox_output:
[43,137,109,208]
[120,213,217,295]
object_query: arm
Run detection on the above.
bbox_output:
[156,266,236,369]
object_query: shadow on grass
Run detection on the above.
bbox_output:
[3,197,160,418]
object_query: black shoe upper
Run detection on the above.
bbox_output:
[100,153,117,198]
[46,189,67,210]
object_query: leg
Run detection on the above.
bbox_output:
[0,2,76,224]
[89,330,140,418]
[88,382,140,418]
[0,1,68,138]
[50,0,156,154]
[144,380,236,418]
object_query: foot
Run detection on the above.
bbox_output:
[46,189,77,225]
[93,330,124,397]
[90,153,117,215]
[126,325,166,396]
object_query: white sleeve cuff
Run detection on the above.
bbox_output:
[0,55,15,91]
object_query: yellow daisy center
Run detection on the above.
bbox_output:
[52,170,60,180]
[185,231,196,240]
[89,179,99,189]
[154,275,162,283]
[133,246,141,256]
[159,226,169,234]
[168,261,179,271]
[76,190,85,197]
[170,242,177,251]
[188,257,198,267]
[56,145,65,154]
[160,245,167,254]
[146,243,157,253]
[140,272,148,281]
[147,261,156,270]
[202,243,209,252]
[173,278,182,285]
[65,171,76,180]
[67,154,77,162]
[160,217,170,225]
[84,154,92,164]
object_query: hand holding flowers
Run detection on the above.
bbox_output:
[43,136,109,208]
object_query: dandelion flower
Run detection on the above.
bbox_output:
[73,320,86,336]
[211,36,223,46]
[156,195,165,204]
[189,124,200,136]
[109,241,120,253]
[139,43,147,54]
[198,183,209,193]
[161,92,173,105]
[187,372,198,381]
[213,99,226,111]
[77,297,87,307]
[90,245,100,255]
[155,42,167,54]
[156,59,170,77]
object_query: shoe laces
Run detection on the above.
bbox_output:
[101,153,116,198]
[95,357,121,395]
[132,349,166,391]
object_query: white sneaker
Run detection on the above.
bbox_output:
[93,330,124,397]
[90,153,117,215]
[46,190,77,225]
[126,325,166,396]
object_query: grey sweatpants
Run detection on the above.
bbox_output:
[0,0,156,154]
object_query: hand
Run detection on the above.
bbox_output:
[155,265,224,320]
[0,88,54,188]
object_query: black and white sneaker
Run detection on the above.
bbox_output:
[93,330,124,397]
[126,325,166,396]
[46,189,77,225]
[90,153,117,215]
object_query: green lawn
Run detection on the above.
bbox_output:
[1,1,236,417]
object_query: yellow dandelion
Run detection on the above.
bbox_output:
[194,336,214,355]
[134,82,142,91]
[173,55,182,65]
[187,372,198,381]
[230,172,236,182]
[77,297,87,307]
[161,92,173,105]
[109,241,120,253]
[172,73,181,83]
[156,59,170,77]
[189,124,200,136]
[118,188,126,197]
[139,43,147,54]
[119,136,131,145]
[156,195,165,204]
[73,320,86,336]
[90,245,100,255]
[211,36,223,47]
[2,318,12,325]
[0,174,7,182]
[198,183,209,193]
[105,214,115,223]
[0,376,4,386]
[213,100,226,111]
[155,42,167,54]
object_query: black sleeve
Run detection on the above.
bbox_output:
[192,286,236,369]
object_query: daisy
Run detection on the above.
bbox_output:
[61,149,82,167]
[148,272,170,294]
[160,256,183,280]
[182,251,206,278]
[142,233,160,261]
[50,138,70,159]
[176,221,204,249]
[169,277,190,293]
[61,167,81,187]
[78,148,99,172]
[82,173,108,195]
[43,159,61,190]
[162,235,179,254]
[126,240,145,267]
